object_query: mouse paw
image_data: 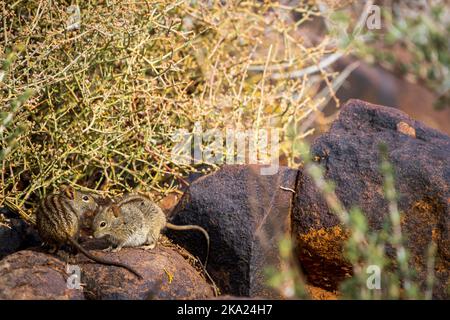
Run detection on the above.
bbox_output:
[111,247,123,253]
[140,243,156,250]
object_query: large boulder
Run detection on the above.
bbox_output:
[78,240,214,299]
[168,164,298,297]
[0,250,84,300]
[0,241,214,300]
[293,99,449,298]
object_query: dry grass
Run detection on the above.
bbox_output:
[1,1,340,220]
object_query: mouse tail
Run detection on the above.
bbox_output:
[166,222,209,267]
[67,237,143,279]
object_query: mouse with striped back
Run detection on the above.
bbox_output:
[92,193,210,267]
[35,185,143,279]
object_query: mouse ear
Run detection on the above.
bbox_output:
[60,185,75,200]
[111,205,121,218]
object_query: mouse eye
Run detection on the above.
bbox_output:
[99,221,107,228]
[82,195,90,202]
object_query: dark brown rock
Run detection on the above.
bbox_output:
[0,207,41,259]
[0,241,214,300]
[293,99,450,298]
[0,250,84,300]
[168,164,298,297]
[76,241,214,300]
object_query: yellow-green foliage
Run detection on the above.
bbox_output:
[1,1,337,220]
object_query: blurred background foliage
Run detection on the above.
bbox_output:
[327,0,450,109]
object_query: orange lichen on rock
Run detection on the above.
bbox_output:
[407,199,440,258]
[296,225,353,290]
[396,121,416,137]
[298,225,349,260]
[306,285,339,300]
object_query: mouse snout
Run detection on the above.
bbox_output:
[93,230,104,239]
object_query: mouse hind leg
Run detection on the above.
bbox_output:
[140,243,156,250]
[140,229,161,250]
[111,243,125,253]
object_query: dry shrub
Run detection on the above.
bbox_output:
[1,0,339,220]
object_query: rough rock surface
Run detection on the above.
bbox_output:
[168,164,298,297]
[0,241,213,300]
[0,250,84,300]
[305,285,338,300]
[293,99,449,298]
[78,240,214,299]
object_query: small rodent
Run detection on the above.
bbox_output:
[92,193,210,266]
[36,185,143,279]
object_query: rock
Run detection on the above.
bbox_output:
[0,241,214,300]
[158,192,182,216]
[305,285,338,300]
[76,240,214,300]
[168,164,298,297]
[293,99,450,298]
[0,250,84,300]
[321,55,450,137]
[208,295,261,300]
[0,207,41,259]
